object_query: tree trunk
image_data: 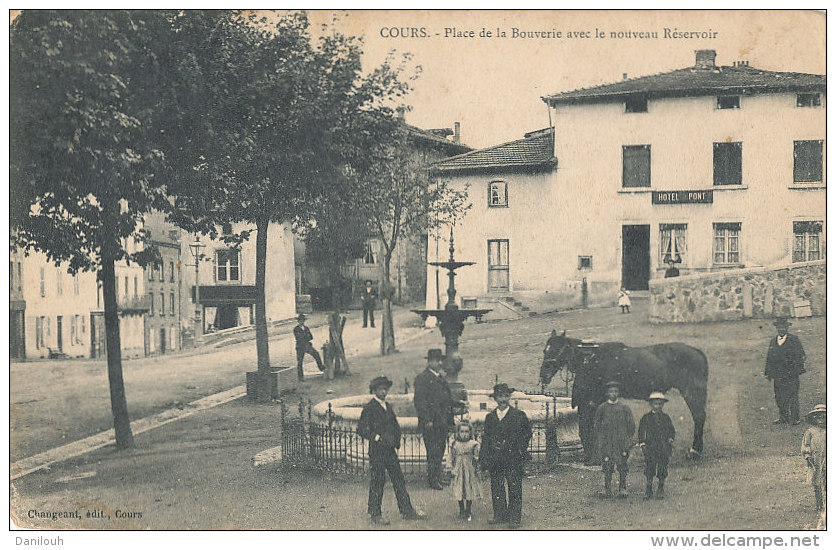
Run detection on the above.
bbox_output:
[330,313,349,375]
[253,216,272,402]
[101,251,134,449]
[380,253,396,355]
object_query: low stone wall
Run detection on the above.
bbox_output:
[649,260,826,324]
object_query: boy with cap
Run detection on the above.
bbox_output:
[801,404,826,518]
[638,392,676,499]
[479,383,532,528]
[593,381,636,498]
[764,317,806,425]
[358,376,425,525]
[293,314,323,381]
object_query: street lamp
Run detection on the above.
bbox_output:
[188,237,206,346]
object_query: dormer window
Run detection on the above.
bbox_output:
[625,96,648,113]
[797,93,821,107]
[717,95,740,110]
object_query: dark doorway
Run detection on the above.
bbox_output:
[9,310,25,359]
[91,313,106,358]
[215,304,239,330]
[159,328,166,354]
[622,225,651,290]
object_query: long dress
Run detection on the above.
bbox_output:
[449,439,482,501]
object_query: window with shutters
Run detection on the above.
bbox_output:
[713,142,742,186]
[793,140,823,184]
[622,145,651,188]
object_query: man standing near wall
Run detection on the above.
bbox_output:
[764,317,806,425]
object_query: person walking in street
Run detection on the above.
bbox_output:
[414,348,454,490]
[764,317,806,425]
[357,376,426,525]
[448,420,482,522]
[594,381,636,498]
[801,404,826,524]
[293,314,323,381]
[618,287,632,313]
[361,279,377,328]
[479,383,532,529]
[638,392,676,500]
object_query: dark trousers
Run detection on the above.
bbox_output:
[644,452,670,480]
[422,426,447,485]
[363,306,375,327]
[296,344,323,379]
[368,448,413,517]
[773,378,800,422]
[602,451,629,474]
[489,465,523,524]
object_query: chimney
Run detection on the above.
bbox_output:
[623,73,628,80]
[694,49,717,70]
[453,122,460,143]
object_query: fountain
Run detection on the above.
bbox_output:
[412,228,492,410]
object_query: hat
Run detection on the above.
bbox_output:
[297,314,306,322]
[647,391,669,402]
[425,348,445,361]
[807,404,826,417]
[578,339,599,348]
[369,376,393,393]
[365,279,373,285]
[773,317,792,328]
[604,381,621,389]
[490,383,514,398]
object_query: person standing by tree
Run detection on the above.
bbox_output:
[361,279,377,328]
[765,317,806,425]
[414,348,454,489]
[293,314,323,381]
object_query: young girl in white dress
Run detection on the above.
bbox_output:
[448,420,481,521]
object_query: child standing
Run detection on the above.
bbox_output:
[801,404,826,523]
[593,381,636,498]
[638,392,676,499]
[618,287,632,314]
[449,420,481,521]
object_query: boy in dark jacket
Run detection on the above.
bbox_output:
[638,392,676,499]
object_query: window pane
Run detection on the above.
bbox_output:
[728,251,739,263]
[230,266,239,281]
[728,236,738,253]
[218,265,227,281]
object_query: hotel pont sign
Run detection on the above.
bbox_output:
[652,189,713,205]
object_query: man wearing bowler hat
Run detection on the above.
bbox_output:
[358,376,426,525]
[413,348,454,489]
[764,317,806,425]
[479,383,532,528]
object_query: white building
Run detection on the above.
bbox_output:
[179,221,297,339]
[428,50,825,314]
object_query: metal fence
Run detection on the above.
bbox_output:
[280,395,583,478]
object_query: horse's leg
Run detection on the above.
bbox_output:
[681,384,707,459]
[578,405,597,464]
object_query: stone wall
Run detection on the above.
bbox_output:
[649,260,826,323]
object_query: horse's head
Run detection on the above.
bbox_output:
[540,329,578,386]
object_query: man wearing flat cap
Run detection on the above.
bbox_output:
[414,348,455,489]
[480,383,532,528]
[358,376,425,525]
[764,317,806,425]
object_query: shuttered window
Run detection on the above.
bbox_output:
[713,142,742,186]
[622,145,651,188]
[793,140,823,183]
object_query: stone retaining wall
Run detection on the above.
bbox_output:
[649,260,825,324]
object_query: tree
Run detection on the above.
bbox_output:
[10,10,176,449]
[348,122,471,355]
[163,11,412,399]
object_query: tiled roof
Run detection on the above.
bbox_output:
[543,64,826,106]
[432,128,556,173]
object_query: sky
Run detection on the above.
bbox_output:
[308,10,826,150]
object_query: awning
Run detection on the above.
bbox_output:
[191,285,257,307]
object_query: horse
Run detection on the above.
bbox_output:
[540,330,708,461]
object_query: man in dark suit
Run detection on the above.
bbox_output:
[360,279,377,328]
[413,348,454,489]
[358,376,426,525]
[479,383,532,529]
[764,317,806,425]
[293,314,323,381]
